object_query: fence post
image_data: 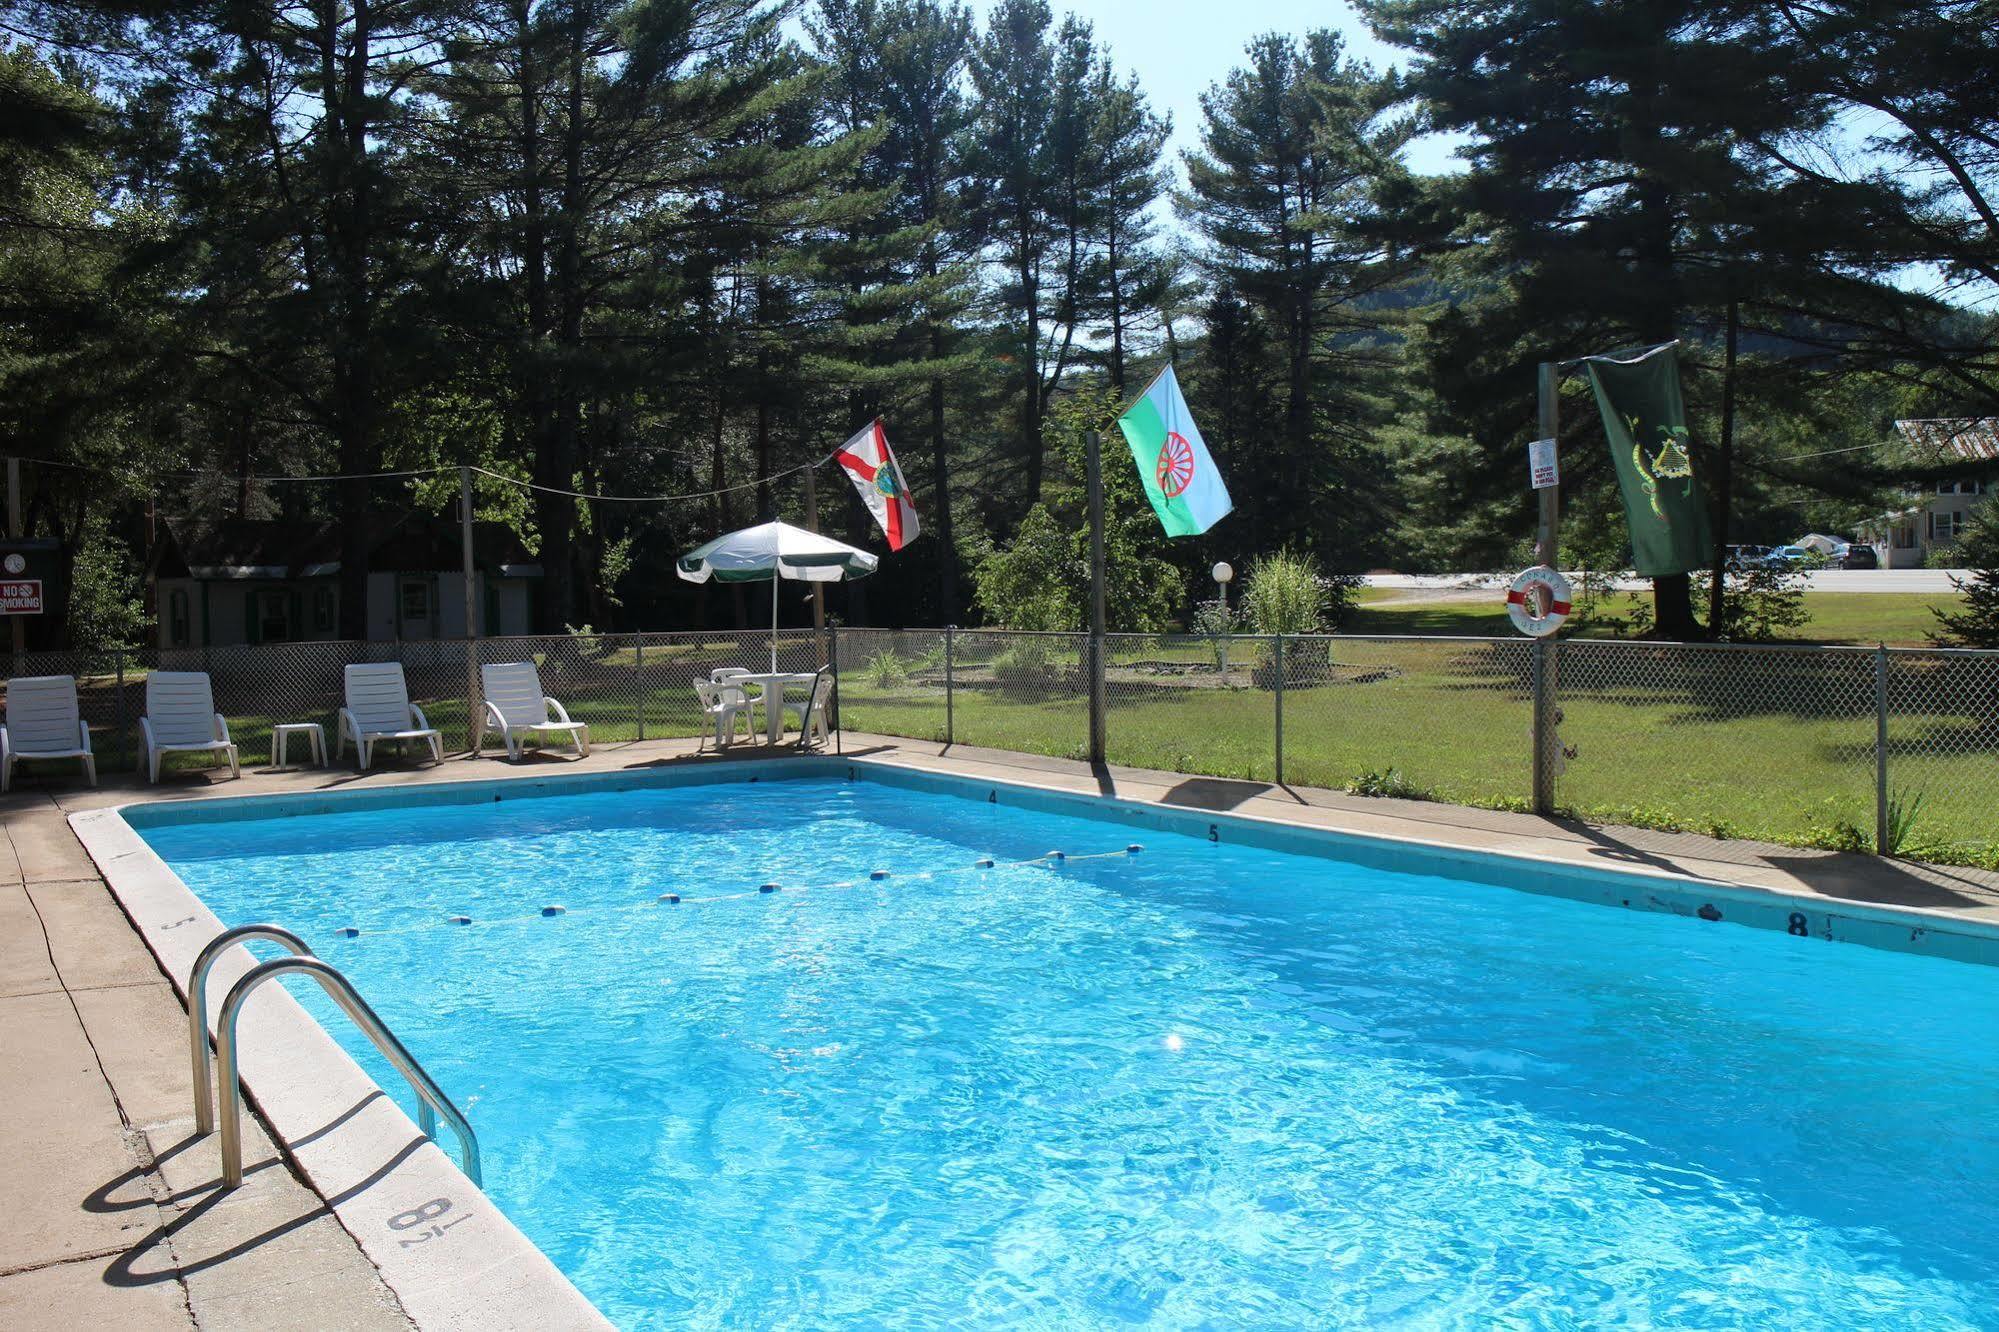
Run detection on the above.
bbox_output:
[635,633,646,741]
[1531,637,1556,815]
[828,625,841,755]
[944,625,955,747]
[1273,634,1285,787]
[1874,643,1890,855]
[114,648,127,768]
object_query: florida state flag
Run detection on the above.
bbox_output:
[834,418,920,551]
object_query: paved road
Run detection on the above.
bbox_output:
[1365,570,1967,594]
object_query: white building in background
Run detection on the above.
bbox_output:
[1859,418,1996,568]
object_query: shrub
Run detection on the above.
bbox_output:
[990,639,1060,698]
[1932,501,1999,647]
[863,648,909,688]
[1715,561,1810,642]
[1240,548,1330,635]
[972,505,1081,631]
[1189,598,1240,671]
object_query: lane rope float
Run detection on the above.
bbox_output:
[329,846,1144,941]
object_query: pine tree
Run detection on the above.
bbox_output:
[808,0,980,620]
[1086,62,1171,395]
[965,0,1058,511]
[1181,31,1412,567]
[1361,0,1871,638]
[1933,499,1999,648]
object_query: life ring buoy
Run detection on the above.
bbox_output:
[1506,566,1573,637]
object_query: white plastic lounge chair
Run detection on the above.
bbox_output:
[480,661,590,761]
[139,671,239,783]
[1,675,96,792]
[695,678,755,751]
[335,663,443,770]
[779,669,834,750]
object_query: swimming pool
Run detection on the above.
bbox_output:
[137,767,1999,1329]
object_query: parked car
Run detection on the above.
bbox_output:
[1765,544,1818,567]
[1840,545,1879,570]
[1725,544,1772,570]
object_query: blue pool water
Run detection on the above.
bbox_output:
[143,773,1999,1329]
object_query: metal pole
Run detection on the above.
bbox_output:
[1531,362,1562,815]
[635,633,646,741]
[1875,643,1890,855]
[1086,430,1107,764]
[7,456,23,660]
[829,624,842,754]
[944,625,955,747]
[1273,633,1285,786]
[460,466,480,753]
[803,465,827,643]
[114,649,126,768]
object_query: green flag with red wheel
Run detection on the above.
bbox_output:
[1116,365,1232,537]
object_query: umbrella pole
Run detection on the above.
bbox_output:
[770,572,780,674]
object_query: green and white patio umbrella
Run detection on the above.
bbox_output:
[676,520,879,672]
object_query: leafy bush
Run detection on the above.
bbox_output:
[1932,501,1999,647]
[1189,598,1240,671]
[1347,767,1428,800]
[990,639,1060,698]
[1715,561,1811,642]
[66,513,148,653]
[971,505,1081,631]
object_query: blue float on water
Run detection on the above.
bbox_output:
[542,905,566,917]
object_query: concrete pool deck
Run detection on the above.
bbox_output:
[4,731,1997,1329]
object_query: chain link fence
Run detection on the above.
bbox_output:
[4,630,1994,866]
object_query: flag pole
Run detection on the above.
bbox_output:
[1087,424,1107,765]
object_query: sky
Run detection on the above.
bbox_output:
[1053,0,1463,175]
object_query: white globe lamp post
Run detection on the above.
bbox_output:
[1211,561,1235,675]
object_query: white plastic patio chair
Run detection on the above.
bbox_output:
[480,661,590,761]
[335,663,443,770]
[779,669,834,750]
[710,667,769,728]
[139,671,239,783]
[0,675,96,792]
[695,678,755,751]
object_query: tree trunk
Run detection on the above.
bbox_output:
[1018,215,1042,509]
[333,0,375,641]
[928,344,956,622]
[533,9,588,632]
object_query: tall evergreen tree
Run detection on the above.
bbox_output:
[809,0,979,619]
[1181,31,1412,567]
[1362,0,1883,637]
[965,0,1057,510]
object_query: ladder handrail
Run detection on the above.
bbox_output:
[214,954,482,1187]
[189,924,316,1135]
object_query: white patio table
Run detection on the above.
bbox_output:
[730,671,821,744]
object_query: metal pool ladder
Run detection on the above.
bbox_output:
[187,924,482,1187]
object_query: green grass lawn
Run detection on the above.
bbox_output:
[1348,588,1964,646]
[837,635,1999,869]
[76,626,1996,870]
